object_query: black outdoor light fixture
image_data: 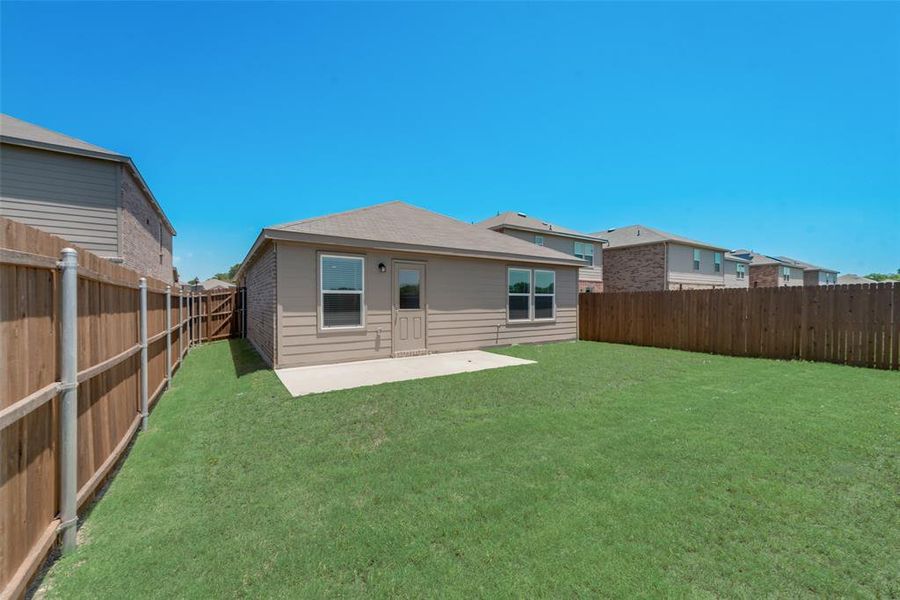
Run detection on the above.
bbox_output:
[378,262,387,273]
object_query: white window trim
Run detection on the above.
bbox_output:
[534,235,544,246]
[693,248,701,271]
[507,267,532,322]
[736,263,746,279]
[319,254,365,330]
[574,242,594,267]
[533,269,556,321]
[714,252,722,272]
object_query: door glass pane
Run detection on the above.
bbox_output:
[323,293,361,327]
[398,269,420,309]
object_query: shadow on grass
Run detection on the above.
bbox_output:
[228,338,268,378]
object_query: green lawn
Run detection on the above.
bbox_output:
[41,340,898,598]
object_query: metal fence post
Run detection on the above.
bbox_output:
[165,285,172,385]
[139,278,148,431]
[58,248,78,554]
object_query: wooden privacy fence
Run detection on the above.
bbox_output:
[579,284,898,370]
[0,218,245,600]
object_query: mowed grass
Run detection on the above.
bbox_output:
[41,340,898,598]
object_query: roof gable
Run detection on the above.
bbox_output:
[267,201,585,265]
[595,224,728,251]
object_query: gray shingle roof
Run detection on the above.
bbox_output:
[730,250,836,272]
[593,224,728,252]
[837,274,876,284]
[1,113,176,235]
[478,211,606,242]
[1,113,120,156]
[267,201,585,265]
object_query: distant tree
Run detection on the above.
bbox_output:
[864,269,900,282]
[211,263,242,282]
[188,277,200,285]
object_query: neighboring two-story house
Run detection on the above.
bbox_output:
[724,252,750,288]
[729,250,837,288]
[594,224,729,292]
[0,114,175,282]
[479,212,607,292]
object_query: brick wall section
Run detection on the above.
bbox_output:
[242,242,277,367]
[120,167,173,282]
[579,280,603,293]
[602,243,666,292]
[749,264,780,288]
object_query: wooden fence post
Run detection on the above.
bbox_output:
[139,278,149,431]
[58,247,78,554]
[166,285,172,385]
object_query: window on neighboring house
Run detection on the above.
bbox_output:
[508,268,531,321]
[736,263,746,279]
[574,242,594,266]
[533,270,555,320]
[534,235,544,246]
[782,266,791,282]
[693,248,701,270]
[714,252,722,272]
[320,255,364,328]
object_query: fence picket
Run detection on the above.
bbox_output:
[578,284,896,370]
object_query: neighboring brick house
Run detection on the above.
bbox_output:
[594,224,729,292]
[0,114,175,281]
[729,250,837,287]
[479,212,607,292]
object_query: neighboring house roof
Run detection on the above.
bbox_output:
[730,249,837,273]
[724,252,750,263]
[837,274,876,284]
[594,224,728,252]
[0,113,176,235]
[237,201,587,280]
[773,256,838,274]
[199,278,236,290]
[479,211,607,243]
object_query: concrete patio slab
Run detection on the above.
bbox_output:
[275,350,535,397]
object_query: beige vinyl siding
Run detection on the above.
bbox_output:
[723,259,749,288]
[275,241,577,368]
[499,228,602,283]
[243,242,277,366]
[0,144,119,256]
[667,243,726,289]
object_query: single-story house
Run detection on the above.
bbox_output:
[235,201,584,368]
[478,211,607,292]
[836,274,876,285]
[194,277,236,291]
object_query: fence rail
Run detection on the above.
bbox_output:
[0,218,244,600]
[579,283,898,370]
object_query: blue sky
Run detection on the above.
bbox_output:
[2,2,898,278]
